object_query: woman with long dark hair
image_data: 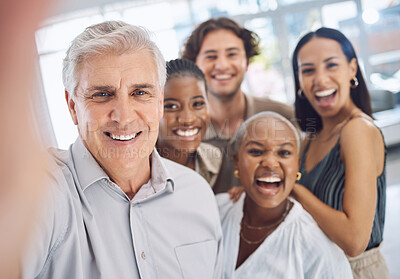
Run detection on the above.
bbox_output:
[292,27,389,278]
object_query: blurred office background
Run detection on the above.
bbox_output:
[33,0,400,277]
[35,0,400,149]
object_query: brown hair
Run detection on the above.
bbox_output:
[181,17,260,63]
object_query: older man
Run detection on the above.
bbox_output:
[23,21,222,279]
[182,17,296,194]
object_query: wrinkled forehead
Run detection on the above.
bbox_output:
[76,50,161,89]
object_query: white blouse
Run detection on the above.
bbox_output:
[216,194,353,279]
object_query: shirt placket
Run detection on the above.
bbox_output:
[129,202,158,279]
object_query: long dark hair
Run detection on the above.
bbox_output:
[292,27,372,132]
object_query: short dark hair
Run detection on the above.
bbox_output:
[181,17,260,63]
[166,58,207,91]
[292,27,372,132]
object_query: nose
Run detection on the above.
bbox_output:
[178,106,195,125]
[313,68,330,88]
[214,55,229,71]
[110,96,135,126]
[260,152,279,170]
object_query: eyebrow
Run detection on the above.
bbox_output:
[245,141,264,148]
[299,56,339,67]
[201,47,241,55]
[164,97,179,102]
[85,85,115,93]
[244,141,295,148]
[279,142,295,148]
[85,83,155,93]
[225,47,241,52]
[164,95,204,102]
[191,95,205,100]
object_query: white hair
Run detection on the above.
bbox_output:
[232,111,301,155]
[62,20,166,96]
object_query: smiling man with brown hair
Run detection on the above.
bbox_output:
[182,17,296,194]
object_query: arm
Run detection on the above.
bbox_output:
[292,118,384,257]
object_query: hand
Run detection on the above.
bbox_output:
[228,186,245,203]
[290,183,304,200]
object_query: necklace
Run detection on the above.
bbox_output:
[240,200,291,245]
[241,199,290,230]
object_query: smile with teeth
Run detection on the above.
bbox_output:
[256,176,282,188]
[214,74,232,80]
[175,128,200,137]
[257,177,282,183]
[256,176,283,195]
[106,132,140,141]
[315,88,336,98]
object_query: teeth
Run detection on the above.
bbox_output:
[315,89,336,97]
[257,177,281,183]
[214,74,231,80]
[109,133,137,141]
[176,128,199,137]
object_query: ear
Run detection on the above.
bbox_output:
[65,90,78,125]
[349,58,358,78]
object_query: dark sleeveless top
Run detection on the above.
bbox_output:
[298,117,386,251]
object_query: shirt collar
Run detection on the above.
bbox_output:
[149,149,174,192]
[71,138,174,195]
[71,137,109,191]
[196,143,221,175]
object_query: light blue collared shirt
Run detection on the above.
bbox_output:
[24,138,223,279]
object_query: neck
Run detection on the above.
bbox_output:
[106,157,151,200]
[208,91,246,137]
[243,196,290,226]
[320,103,361,133]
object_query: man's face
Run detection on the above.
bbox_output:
[66,50,163,174]
[195,29,248,100]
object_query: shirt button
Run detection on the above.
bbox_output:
[141,252,146,260]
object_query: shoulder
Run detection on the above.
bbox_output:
[215,193,243,221]
[215,193,233,213]
[162,157,214,194]
[285,201,340,253]
[286,202,352,277]
[342,114,381,137]
[340,114,384,151]
[23,151,74,277]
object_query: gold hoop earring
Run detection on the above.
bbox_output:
[296,172,302,181]
[297,89,305,98]
[234,169,240,178]
[350,77,359,88]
